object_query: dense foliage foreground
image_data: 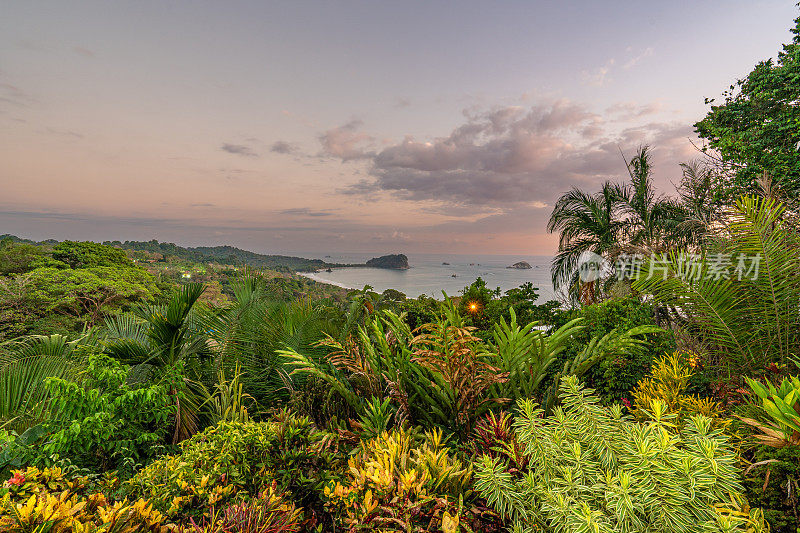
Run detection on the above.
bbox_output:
[2,12,800,533]
[1,241,798,532]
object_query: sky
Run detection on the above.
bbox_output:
[1,1,797,256]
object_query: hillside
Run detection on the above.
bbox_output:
[106,240,348,272]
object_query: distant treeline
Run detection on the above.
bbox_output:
[0,235,344,272]
[107,239,337,272]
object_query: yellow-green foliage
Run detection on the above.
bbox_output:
[742,375,800,447]
[632,351,728,430]
[179,485,303,533]
[129,421,279,519]
[0,466,87,502]
[324,427,472,532]
[128,415,339,522]
[0,466,169,533]
[474,376,762,533]
[713,495,772,533]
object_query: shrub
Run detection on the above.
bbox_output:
[0,466,91,502]
[324,427,473,531]
[471,412,526,472]
[410,321,508,438]
[286,310,510,439]
[355,396,396,440]
[17,353,175,474]
[742,444,800,533]
[551,297,675,403]
[741,375,800,448]
[184,485,304,533]
[475,376,761,533]
[128,414,340,522]
[738,375,800,531]
[631,351,730,431]
[0,466,170,532]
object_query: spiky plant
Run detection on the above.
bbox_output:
[741,375,800,448]
[200,364,257,425]
[324,427,472,531]
[283,309,416,419]
[410,320,508,438]
[631,351,729,431]
[475,376,764,533]
[201,275,331,409]
[487,308,584,401]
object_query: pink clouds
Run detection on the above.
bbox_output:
[325,100,695,209]
[318,119,374,161]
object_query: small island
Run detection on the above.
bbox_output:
[366,253,410,270]
[507,261,532,269]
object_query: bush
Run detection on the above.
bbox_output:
[475,376,764,533]
[738,374,800,531]
[470,412,527,472]
[742,445,800,533]
[631,351,730,431]
[128,414,341,523]
[0,466,170,532]
[551,297,675,403]
[324,427,474,531]
[741,374,800,448]
[183,485,304,533]
[12,353,175,475]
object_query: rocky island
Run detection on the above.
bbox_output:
[507,261,532,269]
[366,254,410,270]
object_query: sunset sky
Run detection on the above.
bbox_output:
[1,1,797,255]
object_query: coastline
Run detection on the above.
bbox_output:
[297,256,556,300]
[298,270,357,290]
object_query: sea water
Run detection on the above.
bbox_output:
[298,253,556,301]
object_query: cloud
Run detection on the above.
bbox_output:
[605,101,663,120]
[583,59,615,87]
[581,47,654,88]
[279,207,335,217]
[270,140,297,154]
[331,100,694,209]
[45,128,84,138]
[73,46,95,58]
[0,82,36,108]
[221,143,257,157]
[368,230,412,242]
[319,119,373,160]
[623,47,654,69]
[394,97,411,109]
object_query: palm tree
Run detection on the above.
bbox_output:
[104,283,211,442]
[547,181,625,303]
[202,275,331,408]
[0,334,90,433]
[634,195,800,374]
[669,160,720,249]
[617,146,680,253]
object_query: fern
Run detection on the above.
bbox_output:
[633,195,800,372]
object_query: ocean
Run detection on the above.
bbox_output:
[297,253,557,301]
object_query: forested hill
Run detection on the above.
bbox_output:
[103,239,347,272]
[0,235,347,272]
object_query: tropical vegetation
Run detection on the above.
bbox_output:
[1,11,799,533]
